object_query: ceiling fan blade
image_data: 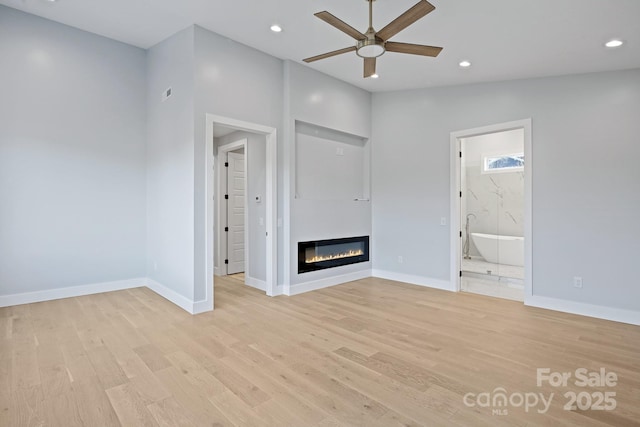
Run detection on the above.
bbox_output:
[303,46,357,63]
[314,11,366,40]
[385,41,443,57]
[364,57,376,78]
[376,0,435,41]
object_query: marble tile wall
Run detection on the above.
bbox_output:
[464,166,524,256]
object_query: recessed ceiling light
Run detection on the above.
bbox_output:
[270,25,282,33]
[605,39,623,48]
[459,60,472,68]
[370,73,379,79]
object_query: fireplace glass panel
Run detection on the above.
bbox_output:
[298,236,369,274]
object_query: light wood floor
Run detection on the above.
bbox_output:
[1,276,639,426]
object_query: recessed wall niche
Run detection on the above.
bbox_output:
[295,121,370,200]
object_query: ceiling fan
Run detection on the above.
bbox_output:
[303,0,443,78]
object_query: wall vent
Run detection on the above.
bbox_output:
[161,87,172,102]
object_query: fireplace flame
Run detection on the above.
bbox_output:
[306,249,364,264]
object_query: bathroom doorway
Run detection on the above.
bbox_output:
[450,120,532,302]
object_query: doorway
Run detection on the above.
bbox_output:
[205,114,277,300]
[450,119,532,303]
[215,132,267,292]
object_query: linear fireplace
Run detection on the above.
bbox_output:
[298,236,370,274]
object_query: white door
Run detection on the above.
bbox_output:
[227,151,245,275]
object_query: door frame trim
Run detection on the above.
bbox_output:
[449,119,532,303]
[206,114,277,299]
[218,139,248,277]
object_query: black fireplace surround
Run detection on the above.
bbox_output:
[298,236,370,274]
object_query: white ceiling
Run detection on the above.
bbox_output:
[3,0,639,92]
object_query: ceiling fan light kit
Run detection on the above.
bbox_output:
[303,0,443,78]
[356,39,385,58]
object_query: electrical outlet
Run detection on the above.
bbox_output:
[398,256,403,264]
[440,217,447,226]
[154,261,158,271]
[573,276,583,288]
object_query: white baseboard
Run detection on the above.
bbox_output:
[0,278,145,308]
[144,278,212,315]
[245,276,266,291]
[192,297,213,314]
[214,267,222,277]
[526,295,640,326]
[372,269,455,292]
[287,270,372,296]
[3,275,636,326]
[0,276,208,315]
[144,278,194,313]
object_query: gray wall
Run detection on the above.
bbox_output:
[216,131,267,282]
[372,68,640,311]
[284,62,372,286]
[6,6,636,317]
[0,6,147,295]
[193,26,284,300]
[146,26,196,300]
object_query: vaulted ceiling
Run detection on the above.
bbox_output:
[2,0,639,92]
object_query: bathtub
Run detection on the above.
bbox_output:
[471,232,524,267]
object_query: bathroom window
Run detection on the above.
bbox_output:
[482,153,524,174]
